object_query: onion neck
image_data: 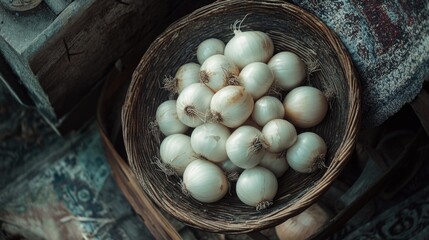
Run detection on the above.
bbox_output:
[200,71,210,84]
[211,111,223,124]
[162,76,178,94]
[184,105,197,118]
[227,76,240,86]
[249,136,268,153]
[310,154,327,172]
[256,200,273,211]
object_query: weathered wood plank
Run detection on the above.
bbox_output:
[0,36,57,129]
[44,0,71,15]
[23,0,212,120]
[2,0,213,132]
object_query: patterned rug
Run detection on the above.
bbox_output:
[0,86,153,240]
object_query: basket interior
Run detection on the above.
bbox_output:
[122,0,360,234]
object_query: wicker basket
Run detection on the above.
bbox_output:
[122,0,361,234]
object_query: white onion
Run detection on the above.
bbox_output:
[268,51,306,91]
[259,152,289,178]
[200,54,239,92]
[210,85,254,128]
[224,26,274,69]
[225,125,266,169]
[251,96,285,127]
[182,158,228,203]
[159,134,196,176]
[237,62,274,100]
[176,83,214,127]
[286,132,327,173]
[196,38,225,65]
[191,123,231,163]
[262,119,297,153]
[275,203,330,240]
[155,100,188,136]
[236,166,278,210]
[283,86,328,128]
[175,62,201,94]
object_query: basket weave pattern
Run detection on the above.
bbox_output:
[122,0,360,234]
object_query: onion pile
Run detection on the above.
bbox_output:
[153,20,329,210]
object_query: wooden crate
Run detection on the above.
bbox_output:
[0,0,213,133]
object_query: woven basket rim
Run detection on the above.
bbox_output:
[122,0,361,234]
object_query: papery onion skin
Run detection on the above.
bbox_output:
[286,132,327,173]
[197,38,225,65]
[200,54,239,92]
[236,166,278,208]
[262,119,297,153]
[226,125,266,169]
[182,158,228,203]
[160,134,196,176]
[176,83,214,127]
[268,51,306,91]
[175,62,201,94]
[191,123,231,163]
[224,30,274,69]
[210,86,254,128]
[252,96,285,127]
[155,100,189,136]
[283,86,328,128]
[238,62,274,100]
[275,203,330,240]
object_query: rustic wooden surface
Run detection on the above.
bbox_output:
[1,0,214,132]
[0,36,57,131]
[24,0,216,119]
[44,0,70,15]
